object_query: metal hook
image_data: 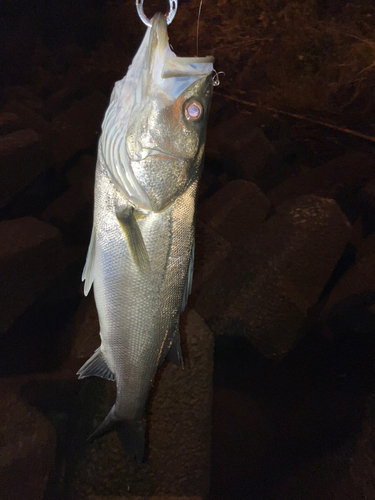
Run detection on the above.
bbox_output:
[136,0,178,27]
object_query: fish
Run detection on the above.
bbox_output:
[77,12,214,462]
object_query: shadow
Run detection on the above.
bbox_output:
[21,377,106,500]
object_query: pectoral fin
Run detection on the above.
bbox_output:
[116,207,151,274]
[82,226,96,296]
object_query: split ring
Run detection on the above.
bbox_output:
[136,0,178,27]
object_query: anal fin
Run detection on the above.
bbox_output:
[77,348,115,381]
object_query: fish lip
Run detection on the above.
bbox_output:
[146,149,184,162]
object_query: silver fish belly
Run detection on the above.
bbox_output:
[77,13,214,461]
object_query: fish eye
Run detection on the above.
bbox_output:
[184,100,203,121]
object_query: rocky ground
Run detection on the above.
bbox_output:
[1,1,375,499]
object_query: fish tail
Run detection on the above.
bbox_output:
[87,406,146,462]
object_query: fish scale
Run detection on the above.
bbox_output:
[94,154,194,418]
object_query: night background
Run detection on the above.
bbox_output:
[1,0,375,499]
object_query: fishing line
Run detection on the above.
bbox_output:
[196,0,203,56]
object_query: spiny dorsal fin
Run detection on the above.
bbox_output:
[116,207,151,274]
[77,348,115,381]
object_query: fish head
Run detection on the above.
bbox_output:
[127,72,213,212]
[101,13,214,213]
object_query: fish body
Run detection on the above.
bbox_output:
[78,13,214,461]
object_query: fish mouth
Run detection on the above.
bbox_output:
[126,137,184,163]
[146,14,214,99]
[146,149,184,162]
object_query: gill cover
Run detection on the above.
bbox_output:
[100,13,214,211]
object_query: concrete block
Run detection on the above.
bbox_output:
[44,155,95,222]
[51,91,108,165]
[193,220,231,295]
[268,150,375,206]
[0,112,19,135]
[205,114,276,182]
[0,217,66,334]
[3,99,50,134]
[0,129,50,208]
[323,235,375,319]
[196,195,352,358]
[198,180,270,245]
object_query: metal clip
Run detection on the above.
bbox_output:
[136,0,178,27]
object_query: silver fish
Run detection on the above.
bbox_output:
[77,13,214,461]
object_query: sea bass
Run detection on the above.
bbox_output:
[78,13,214,461]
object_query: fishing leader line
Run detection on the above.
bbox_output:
[196,0,204,56]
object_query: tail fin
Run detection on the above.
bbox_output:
[87,406,145,463]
